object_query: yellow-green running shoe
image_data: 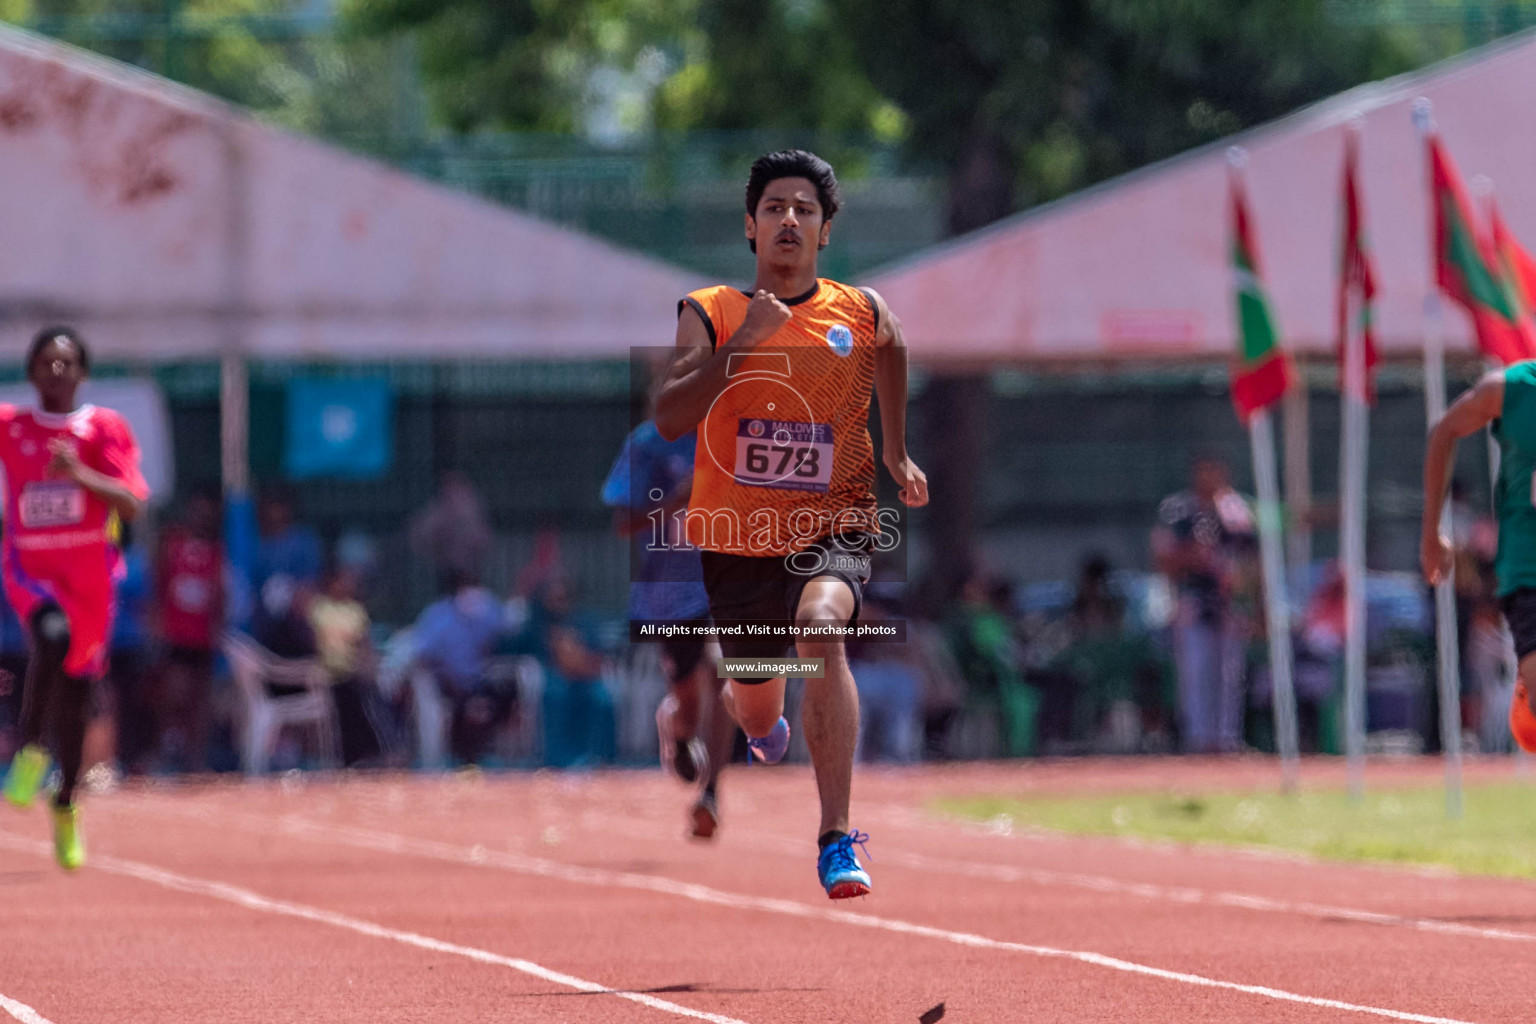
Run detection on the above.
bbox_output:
[3,745,50,809]
[51,804,84,871]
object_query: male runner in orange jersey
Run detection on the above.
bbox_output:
[655,150,928,898]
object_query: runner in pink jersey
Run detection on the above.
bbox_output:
[1,327,149,870]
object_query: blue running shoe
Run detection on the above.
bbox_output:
[817,830,872,899]
[745,716,790,765]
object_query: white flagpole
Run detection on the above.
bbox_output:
[1229,146,1301,792]
[1414,97,1464,818]
[1341,255,1370,804]
[1251,408,1301,790]
[1284,381,1312,576]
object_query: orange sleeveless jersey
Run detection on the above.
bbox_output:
[678,279,881,557]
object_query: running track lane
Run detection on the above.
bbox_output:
[0,768,1515,1023]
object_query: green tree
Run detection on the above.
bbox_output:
[831,0,1429,234]
[3,0,415,149]
[343,0,684,134]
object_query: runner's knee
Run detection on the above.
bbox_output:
[30,606,70,666]
[728,679,784,736]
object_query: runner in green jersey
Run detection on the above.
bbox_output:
[1422,361,1536,751]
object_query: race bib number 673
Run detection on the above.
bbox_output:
[18,482,86,529]
[734,419,833,493]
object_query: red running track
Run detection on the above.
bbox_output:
[0,757,1531,1023]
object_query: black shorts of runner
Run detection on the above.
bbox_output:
[660,622,708,682]
[1501,588,1536,661]
[699,532,873,677]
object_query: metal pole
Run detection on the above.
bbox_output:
[220,354,249,497]
[1284,378,1312,577]
[220,107,250,501]
[1252,409,1301,791]
[1341,287,1369,803]
[1414,97,1464,818]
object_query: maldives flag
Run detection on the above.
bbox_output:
[1490,198,1536,339]
[1337,130,1378,403]
[1230,170,1293,422]
[1429,135,1536,364]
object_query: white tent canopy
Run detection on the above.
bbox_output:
[0,24,702,362]
[864,32,1536,365]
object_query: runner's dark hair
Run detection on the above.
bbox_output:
[745,150,841,252]
[28,325,91,374]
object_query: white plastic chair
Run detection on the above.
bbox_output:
[486,655,545,763]
[223,631,341,775]
[610,645,667,762]
[410,655,545,769]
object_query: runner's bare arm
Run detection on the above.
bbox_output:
[655,291,791,441]
[867,288,929,508]
[1421,369,1503,585]
[46,438,144,522]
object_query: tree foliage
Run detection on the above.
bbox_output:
[347,0,1443,233]
[2,0,412,147]
[831,0,1431,230]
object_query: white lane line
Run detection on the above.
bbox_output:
[585,809,1536,946]
[152,805,1484,1024]
[0,993,55,1024]
[0,832,752,1024]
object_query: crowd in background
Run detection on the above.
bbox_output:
[0,456,1504,778]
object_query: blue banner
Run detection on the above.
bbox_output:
[284,378,393,480]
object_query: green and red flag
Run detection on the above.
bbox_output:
[1337,130,1378,403]
[1230,169,1294,422]
[1490,197,1536,338]
[1429,135,1536,364]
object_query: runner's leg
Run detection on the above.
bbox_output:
[50,674,90,807]
[794,577,859,839]
[18,606,69,751]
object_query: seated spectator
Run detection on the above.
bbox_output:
[1072,554,1124,634]
[252,574,318,661]
[944,567,1037,756]
[309,566,385,766]
[526,578,615,770]
[155,488,224,773]
[1054,554,1174,753]
[412,572,511,766]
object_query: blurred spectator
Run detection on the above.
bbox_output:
[0,593,27,762]
[254,485,323,593]
[1072,554,1124,633]
[253,574,318,660]
[1292,564,1347,753]
[412,572,509,765]
[410,470,493,584]
[526,578,616,769]
[1449,479,1501,746]
[907,616,966,759]
[105,524,155,774]
[944,567,1036,756]
[309,566,384,766]
[1152,456,1257,753]
[155,487,224,772]
[848,596,920,762]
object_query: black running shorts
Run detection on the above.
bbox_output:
[1502,588,1536,661]
[660,625,707,681]
[699,532,873,676]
